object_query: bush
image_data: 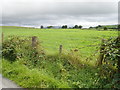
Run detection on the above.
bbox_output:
[104,27,108,30]
[2,36,45,63]
[98,37,120,88]
[104,37,120,68]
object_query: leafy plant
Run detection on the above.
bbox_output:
[2,36,45,64]
[98,37,120,88]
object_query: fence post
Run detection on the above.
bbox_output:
[59,45,62,54]
[32,36,37,48]
[2,32,3,43]
[98,39,106,66]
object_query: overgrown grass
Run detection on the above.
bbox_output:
[3,57,103,88]
[2,26,118,88]
[2,36,101,88]
[2,59,70,88]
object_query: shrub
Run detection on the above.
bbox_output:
[2,36,45,63]
[98,37,120,88]
[103,37,120,68]
[104,27,108,30]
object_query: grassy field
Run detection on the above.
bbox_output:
[1,26,119,88]
[2,26,118,56]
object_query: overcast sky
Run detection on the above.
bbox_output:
[0,0,119,28]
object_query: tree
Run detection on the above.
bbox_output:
[104,27,107,30]
[64,25,67,29]
[98,25,102,28]
[62,25,67,29]
[41,25,43,29]
[118,24,120,30]
[74,25,79,29]
[78,25,82,29]
[89,27,93,29]
[62,25,65,29]
[73,25,82,29]
[47,26,53,29]
[95,26,98,29]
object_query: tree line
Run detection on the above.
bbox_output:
[40,24,118,30]
[89,25,118,30]
[89,25,108,30]
[40,25,82,29]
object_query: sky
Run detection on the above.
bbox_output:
[0,0,119,28]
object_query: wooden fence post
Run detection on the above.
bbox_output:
[98,39,106,66]
[59,45,62,54]
[32,36,37,48]
[2,32,3,43]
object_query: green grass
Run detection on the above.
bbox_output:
[1,26,118,88]
[2,59,70,88]
[2,58,102,88]
[2,26,118,56]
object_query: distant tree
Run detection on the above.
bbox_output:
[78,25,82,29]
[118,24,120,29]
[95,26,99,29]
[89,26,93,29]
[47,26,53,29]
[64,25,67,29]
[62,25,67,29]
[41,25,43,29]
[73,25,82,29]
[98,25,102,28]
[62,25,65,29]
[104,27,108,30]
[95,25,102,30]
[74,25,79,29]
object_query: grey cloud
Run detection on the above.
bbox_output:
[1,1,118,27]
[2,2,117,16]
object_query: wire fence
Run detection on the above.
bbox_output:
[2,32,104,62]
[2,32,102,52]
